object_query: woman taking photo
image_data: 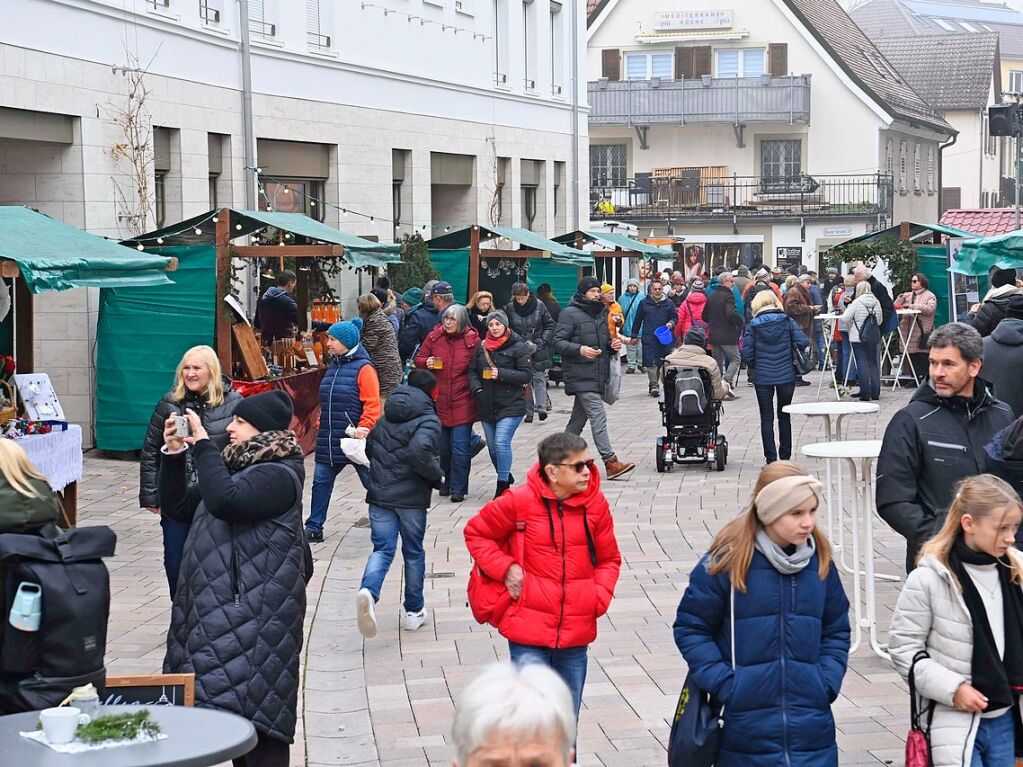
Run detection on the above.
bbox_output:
[468,309,532,498]
[357,293,402,399]
[741,291,808,465]
[675,461,850,766]
[895,272,937,381]
[160,390,309,767]
[841,281,883,402]
[140,344,241,597]
[889,474,1023,767]
[467,291,495,337]
[415,304,480,503]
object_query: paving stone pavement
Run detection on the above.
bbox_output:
[82,368,918,766]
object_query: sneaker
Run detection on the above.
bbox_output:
[524,413,534,423]
[538,411,548,421]
[402,608,428,631]
[648,386,660,398]
[356,588,378,638]
[305,528,324,543]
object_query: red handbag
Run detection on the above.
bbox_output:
[466,508,527,626]
[905,651,935,767]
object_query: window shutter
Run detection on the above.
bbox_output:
[602,49,620,81]
[768,43,788,77]
[675,47,693,79]
[306,0,320,35]
[692,46,711,77]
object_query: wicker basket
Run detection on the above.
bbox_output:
[0,379,17,423]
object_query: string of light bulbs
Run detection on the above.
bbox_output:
[123,209,222,249]
[360,2,491,40]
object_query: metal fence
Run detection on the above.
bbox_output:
[588,75,811,126]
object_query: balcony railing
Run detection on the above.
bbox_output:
[591,173,893,222]
[589,75,811,126]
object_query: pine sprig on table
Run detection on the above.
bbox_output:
[75,710,162,743]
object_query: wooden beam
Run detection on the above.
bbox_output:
[232,245,343,258]
[214,209,232,373]
[469,226,480,296]
[14,277,33,373]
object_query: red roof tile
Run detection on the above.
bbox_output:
[939,208,1020,237]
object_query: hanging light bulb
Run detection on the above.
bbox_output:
[212,216,219,223]
[136,243,144,251]
[235,223,243,230]
[309,200,317,207]
[445,226,451,232]
[156,237,164,245]
[369,216,374,222]
[282,187,291,195]
[194,228,203,235]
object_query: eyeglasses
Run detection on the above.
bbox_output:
[553,460,593,473]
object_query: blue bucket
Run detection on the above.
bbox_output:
[654,325,674,345]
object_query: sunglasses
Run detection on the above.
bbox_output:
[553,460,594,473]
[911,278,920,282]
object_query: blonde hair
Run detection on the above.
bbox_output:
[919,474,1023,589]
[707,461,833,592]
[467,291,494,312]
[171,345,225,407]
[357,293,382,317]
[784,275,797,289]
[0,440,48,499]
[751,290,783,315]
[854,281,873,298]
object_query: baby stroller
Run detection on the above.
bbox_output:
[547,354,564,387]
[656,366,728,472]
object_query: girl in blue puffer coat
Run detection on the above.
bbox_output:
[674,461,850,766]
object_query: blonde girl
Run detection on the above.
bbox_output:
[0,440,57,532]
[674,461,850,766]
[889,474,1023,767]
[139,344,242,597]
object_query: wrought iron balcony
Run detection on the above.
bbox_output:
[588,75,811,126]
[590,173,893,223]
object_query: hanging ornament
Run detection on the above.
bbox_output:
[480,258,489,269]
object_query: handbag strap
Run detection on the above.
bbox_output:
[908,649,928,729]
[482,346,496,370]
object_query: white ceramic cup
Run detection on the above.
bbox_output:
[39,706,91,744]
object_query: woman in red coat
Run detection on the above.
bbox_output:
[415,303,479,502]
[464,431,621,727]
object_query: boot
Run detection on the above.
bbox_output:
[507,473,515,485]
[494,480,510,499]
[604,455,636,481]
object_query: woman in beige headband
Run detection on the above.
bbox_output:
[673,461,851,766]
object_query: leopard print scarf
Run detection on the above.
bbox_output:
[221,430,303,472]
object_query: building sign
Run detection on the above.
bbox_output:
[653,10,733,31]
[822,226,853,237]
[776,246,803,267]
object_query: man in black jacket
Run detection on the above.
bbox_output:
[703,271,744,389]
[553,277,635,480]
[877,323,1014,572]
[255,270,298,342]
[356,370,444,639]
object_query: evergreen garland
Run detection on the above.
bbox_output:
[75,710,162,743]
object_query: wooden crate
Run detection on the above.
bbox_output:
[651,165,728,207]
[232,323,269,380]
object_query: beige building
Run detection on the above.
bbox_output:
[586,0,954,273]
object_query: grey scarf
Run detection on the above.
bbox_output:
[755,529,816,575]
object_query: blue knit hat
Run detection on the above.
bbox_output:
[328,317,363,349]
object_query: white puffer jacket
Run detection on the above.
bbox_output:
[888,551,1023,766]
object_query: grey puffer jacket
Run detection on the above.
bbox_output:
[889,551,1023,766]
[160,440,308,743]
[360,309,402,396]
[139,380,242,508]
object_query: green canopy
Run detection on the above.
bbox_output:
[552,230,673,259]
[0,206,172,293]
[426,226,593,267]
[949,230,1023,276]
[831,221,977,249]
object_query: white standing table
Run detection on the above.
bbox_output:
[882,308,921,390]
[801,439,896,658]
[812,314,843,401]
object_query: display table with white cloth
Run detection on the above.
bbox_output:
[6,424,83,525]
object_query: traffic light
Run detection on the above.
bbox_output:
[989,104,1021,136]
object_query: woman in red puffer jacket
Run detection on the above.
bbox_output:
[415,304,479,501]
[676,280,707,339]
[464,432,621,725]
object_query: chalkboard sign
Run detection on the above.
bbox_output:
[103,673,195,707]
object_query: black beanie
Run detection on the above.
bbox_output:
[233,390,294,433]
[991,267,1017,289]
[684,327,707,348]
[578,276,601,295]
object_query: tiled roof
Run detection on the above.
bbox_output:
[874,33,998,110]
[939,208,1020,236]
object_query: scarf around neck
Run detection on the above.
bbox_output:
[221,430,302,472]
[949,535,1023,711]
[483,331,511,352]
[755,528,816,575]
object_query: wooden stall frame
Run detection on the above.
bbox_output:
[467,228,586,297]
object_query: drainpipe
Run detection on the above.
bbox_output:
[978,108,985,207]
[571,0,580,229]
[238,0,258,313]
[937,130,957,218]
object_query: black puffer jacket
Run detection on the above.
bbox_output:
[985,418,1023,527]
[468,332,533,422]
[552,293,612,395]
[139,380,242,508]
[160,440,307,743]
[980,313,1023,418]
[504,296,555,370]
[365,386,444,510]
[877,380,1014,572]
[966,291,1021,337]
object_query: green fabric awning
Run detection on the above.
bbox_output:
[426,226,593,267]
[552,230,673,259]
[949,230,1023,276]
[0,206,172,294]
[831,221,977,249]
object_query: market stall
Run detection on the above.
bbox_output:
[96,208,401,455]
[552,229,673,293]
[424,226,592,307]
[0,205,175,524]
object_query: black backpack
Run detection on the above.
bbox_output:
[0,524,116,713]
[856,309,882,345]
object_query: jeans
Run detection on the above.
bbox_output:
[754,382,795,463]
[711,344,740,388]
[813,322,827,370]
[566,391,615,461]
[161,516,191,599]
[508,642,588,724]
[838,333,859,385]
[971,709,1015,767]
[852,341,880,400]
[625,338,641,368]
[481,417,522,481]
[359,504,427,613]
[528,369,549,414]
[306,460,371,533]
[440,424,472,495]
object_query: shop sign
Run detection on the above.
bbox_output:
[653,10,733,31]
[822,226,853,237]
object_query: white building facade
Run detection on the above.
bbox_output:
[0,0,588,445]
